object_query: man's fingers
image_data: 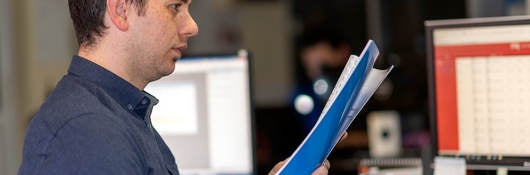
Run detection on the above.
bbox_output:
[268,160,287,175]
[322,159,330,169]
[339,132,349,143]
[311,160,330,175]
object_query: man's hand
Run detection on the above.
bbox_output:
[310,159,331,175]
[268,159,330,175]
[267,132,348,175]
[267,160,286,175]
[339,132,348,142]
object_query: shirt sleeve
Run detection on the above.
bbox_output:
[33,114,145,175]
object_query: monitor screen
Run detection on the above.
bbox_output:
[426,16,530,169]
[144,51,255,175]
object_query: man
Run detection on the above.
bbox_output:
[18,0,332,174]
[292,28,352,134]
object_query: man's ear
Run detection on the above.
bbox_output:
[107,0,129,31]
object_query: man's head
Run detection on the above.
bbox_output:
[68,0,198,89]
[68,0,147,47]
[298,28,351,80]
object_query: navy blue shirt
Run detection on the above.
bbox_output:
[18,56,179,175]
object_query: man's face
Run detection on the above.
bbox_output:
[300,40,352,81]
[127,0,198,83]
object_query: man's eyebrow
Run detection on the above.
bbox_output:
[170,0,189,3]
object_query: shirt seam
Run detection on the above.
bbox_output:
[35,112,112,174]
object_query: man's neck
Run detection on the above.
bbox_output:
[77,45,148,90]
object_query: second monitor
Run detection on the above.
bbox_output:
[145,51,255,175]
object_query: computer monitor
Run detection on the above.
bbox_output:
[144,50,255,175]
[426,16,530,170]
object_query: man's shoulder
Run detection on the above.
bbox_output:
[32,75,123,133]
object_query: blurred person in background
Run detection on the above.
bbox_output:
[291,27,352,134]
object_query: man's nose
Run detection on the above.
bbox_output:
[181,12,199,38]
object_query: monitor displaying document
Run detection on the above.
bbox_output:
[145,51,255,175]
[426,16,530,170]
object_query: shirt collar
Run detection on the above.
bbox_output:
[67,55,158,119]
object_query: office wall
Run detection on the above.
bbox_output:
[0,0,74,173]
[467,0,527,17]
[240,2,294,107]
[1,0,19,174]
[187,0,242,54]
[0,0,16,174]
[188,1,295,107]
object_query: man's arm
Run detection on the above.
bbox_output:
[20,114,144,175]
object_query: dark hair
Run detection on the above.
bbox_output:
[68,0,147,46]
[298,27,349,50]
[294,27,351,83]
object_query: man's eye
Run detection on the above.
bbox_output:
[169,3,182,11]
